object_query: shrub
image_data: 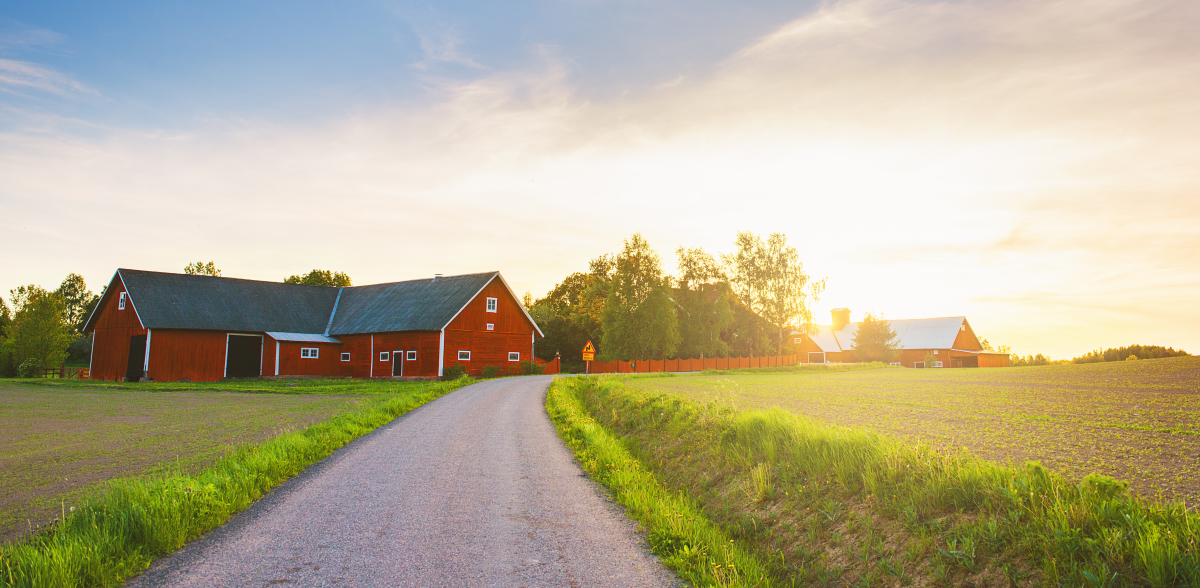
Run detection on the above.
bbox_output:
[520,361,544,375]
[442,363,468,381]
[481,365,501,378]
[18,358,41,378]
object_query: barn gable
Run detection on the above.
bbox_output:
[328,272,495,335]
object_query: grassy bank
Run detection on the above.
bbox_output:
[0,376,470,588]
[552,375,1200,587]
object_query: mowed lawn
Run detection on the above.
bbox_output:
[623,356,1200,504]
[0,380,393,546]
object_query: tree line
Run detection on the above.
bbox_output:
[526,232,824,373]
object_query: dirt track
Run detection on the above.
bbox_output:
[125,376,678,587]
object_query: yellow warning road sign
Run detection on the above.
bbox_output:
[582,340,596,361]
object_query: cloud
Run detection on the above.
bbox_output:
[0,59,97,97]
[412,25,482,70]
[1,0,1198,358]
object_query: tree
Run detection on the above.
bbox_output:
[531,255,615,371]
[284,269,352,287]
[0,296,10,338]
[600,234,679,361]
[852,312,900,363]
[675,247,734,358]
[724,232,824,354]
[2,285,73,373]
[184,261,221,276]
[55,273,99,334]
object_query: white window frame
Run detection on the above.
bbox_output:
[935,361,944,368]
[118,292,127,310]
[890,362,901,366]
[301,347,319,359]
[458,350,471,361]
[508,352,520,362]
[486,297,497,313]
[933,349,939,354]
[486,323,494,331]
[793,337,801,344]
[341,352,351,362]
[406,350,417,361]
[380,351,389,362]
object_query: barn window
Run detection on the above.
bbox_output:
[486,297,497,312]
[508,352,520,361]
[119,292,127,310]
[406,350,417,361]
[793,337,800,344]
[458,350,471,361]
[379,352,389,362]
[341,353,350,361]
[486,323,494,331]
[935,361,944,368]
[301,348,318,359]
[933,350,938,354]
[890,362,901,366]
[960,325,966,331]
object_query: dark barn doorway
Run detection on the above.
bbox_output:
[808,352,825,364]
[126,335,147,381]
[225,335,263,378]
[392,351,405,377]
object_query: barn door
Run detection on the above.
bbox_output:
[126,335,147,381]
[225,335,263,378]
[392,351,404,377]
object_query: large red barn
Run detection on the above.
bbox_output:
[82,269,543,381]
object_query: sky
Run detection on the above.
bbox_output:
[1,0,1197,359]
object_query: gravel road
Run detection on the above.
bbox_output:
[125,376,679,588]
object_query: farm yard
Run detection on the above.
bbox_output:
[624,356,1200,505]
[0,379,429,546]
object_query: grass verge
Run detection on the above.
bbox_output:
[546,374,772,587]
[554,375,1200,588]
[0,376,471,588]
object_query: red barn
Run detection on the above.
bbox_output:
[794,308,1011,367]
[82,269,543,382]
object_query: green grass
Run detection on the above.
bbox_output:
[0,376,471,588]
[625,357,1200,505]
[556,373,1200,587]
[546,375,772,587]
[7,376,442,395]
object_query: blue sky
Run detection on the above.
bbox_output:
[2,0,1198,358]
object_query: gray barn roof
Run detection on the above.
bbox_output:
[84,269,538,337]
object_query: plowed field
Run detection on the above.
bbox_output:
[624,356,1200,505]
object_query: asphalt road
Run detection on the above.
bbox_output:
[125,376,679,588]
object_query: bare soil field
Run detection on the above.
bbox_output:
[0,384,367,545]
[624,356,1200,505]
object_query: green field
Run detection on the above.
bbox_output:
[624,357,1200,505]
[0,378,439,546]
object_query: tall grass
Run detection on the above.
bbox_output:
[562,375,1200,587]
[546,375,773,587]
[0,377,470,588]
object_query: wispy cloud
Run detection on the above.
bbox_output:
[0,59,97,97]
[412,25,482,70]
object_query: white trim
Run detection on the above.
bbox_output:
[406,350,417,361]
[81,270,121,333]
[393,350,404,377]
[508,351,520,362]
[143,329,151,374]
[260,337,264,376]
[934,360,943,368]
[486,323,494,331]
[439,273,545,338]
[486,297,498,313]
[224,333,266,377]
[275,341,280,375]
[370,335,375,378]
[341,352,351,362]
[438,330,445,376]
[87,331,95,377]
[114,271,146,330]
[300,347,319,358]
[223,333,230,378]
[458,350,471,361]
[379,351,389,362]
[324,287,344,336]
[119,292,127,310]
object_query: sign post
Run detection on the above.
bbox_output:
[582,340,596,374]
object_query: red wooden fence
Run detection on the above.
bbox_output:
[583,354,797,374]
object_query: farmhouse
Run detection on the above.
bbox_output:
[795,308,1010,367]
[82,269,543,382]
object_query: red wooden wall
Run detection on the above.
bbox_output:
[442,278,537,376]
[147,330,228,381]
[88,276,147,381]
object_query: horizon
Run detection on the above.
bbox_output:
[2,0,1197,359]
